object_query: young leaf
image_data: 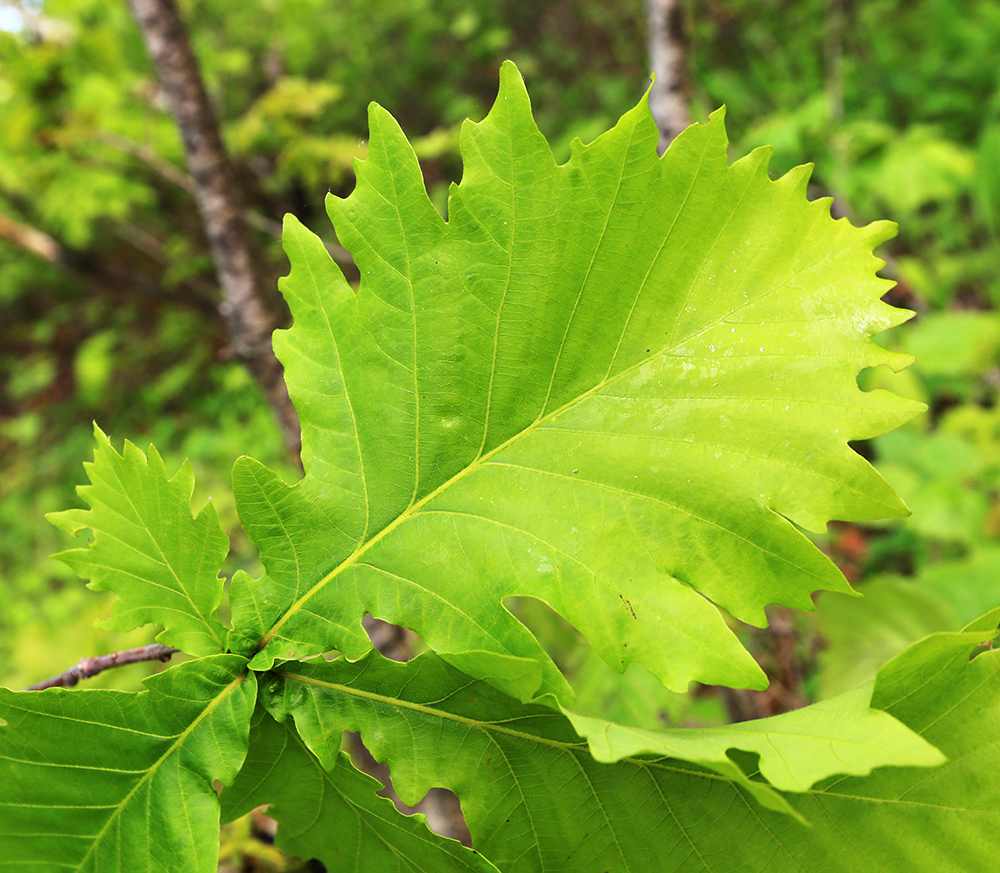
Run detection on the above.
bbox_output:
[0,655,254,871]
[237,61,920,701]
[258,650,942,871]
[221,705,497,872]
[47,425,229,656]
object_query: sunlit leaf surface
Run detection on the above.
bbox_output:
[237,61,920,702]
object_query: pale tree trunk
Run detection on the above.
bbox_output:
[646,0,691,155]
[127,0,301,462]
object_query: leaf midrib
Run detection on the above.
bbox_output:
[258,127,888,657]
[257,333,693,652]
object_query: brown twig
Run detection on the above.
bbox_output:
[714,607,812,723]
[0,200,222,317]
[25,644,179,691]
[0,208,69,264]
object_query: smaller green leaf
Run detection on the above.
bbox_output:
[565,679,944,796]
[528,616,1000,872]
[227,569,285,657]
[758,622,1000,871]
[48,425,229,655]
[222,706,497,872]
[0,655,254,872]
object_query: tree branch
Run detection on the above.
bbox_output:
[127,0,302,463]
[25,644,179,691]
[0,209,69,265]
[0,204,221,317]
[96,131,356,266]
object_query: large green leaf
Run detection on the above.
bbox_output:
[236,61,919,701]
[47,424,229,656]
[221,705,496,872]
[260,649,944,872]
[0,655,254,871]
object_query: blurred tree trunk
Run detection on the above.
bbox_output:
[127,0,301,463]
[646,0,691,155]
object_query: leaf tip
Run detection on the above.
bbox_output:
[498,58,524,88]
[484,58,534,127]
[281,211,306,239]
[365,100,407,147]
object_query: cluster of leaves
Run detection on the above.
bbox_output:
[4,63,999,871]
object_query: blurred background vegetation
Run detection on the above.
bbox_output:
[1,0,1000,859]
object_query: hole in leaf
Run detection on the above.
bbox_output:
[362,613,425,661]
[346,731,472,845]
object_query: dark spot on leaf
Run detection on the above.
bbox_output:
[619,593,637,619]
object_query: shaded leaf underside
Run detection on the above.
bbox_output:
[256,628,984,873]
[222,705,498,873]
